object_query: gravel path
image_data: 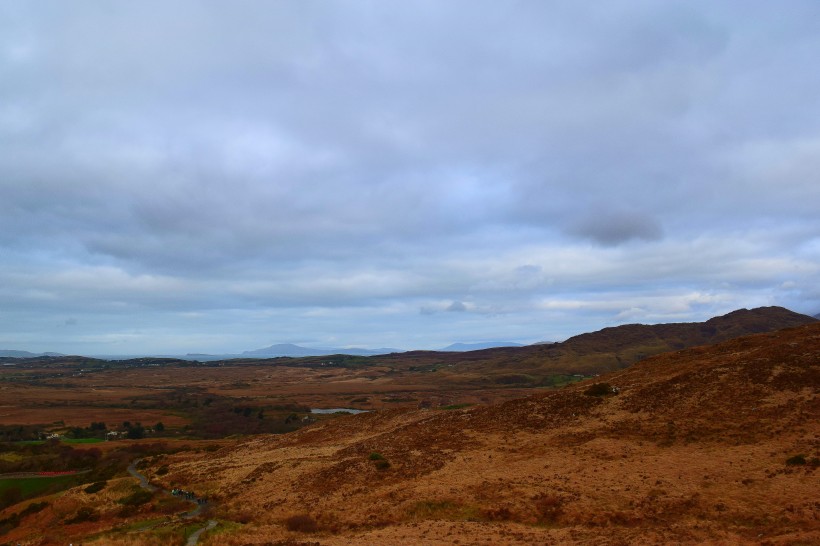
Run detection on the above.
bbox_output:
[128,458,217,545]
[186,519,218,546]
[126,460,157,492]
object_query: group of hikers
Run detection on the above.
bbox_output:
[171,487,207,505]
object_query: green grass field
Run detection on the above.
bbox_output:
[0,474,80,499]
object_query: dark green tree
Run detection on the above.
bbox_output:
[126,423,145,439]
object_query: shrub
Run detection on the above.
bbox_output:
[441,403,472,410]
[84,481,107,494]
[0,513,21,535]
[533,493,564,523]
[786,454,807,466]
[117,504,137,518]
[0,501,49,535]
[409,500,457,518]
[368,452,390,469]
[481,506,514,521]
[285,513,319,533]
[156,465,169,476]
[65,506,99,524]
[374,459,391,470]
[20,501,48,517]
[126,424,145,439]
[118,489,153,506]
[584,383,615,397]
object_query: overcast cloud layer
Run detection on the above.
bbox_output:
[1,1,819,355]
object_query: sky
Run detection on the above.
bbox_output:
[1,1,819,355]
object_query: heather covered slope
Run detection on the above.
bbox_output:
[530,305,817,372]
[558,305,818,363]
[368,306,818,385]
[145,323,820,545]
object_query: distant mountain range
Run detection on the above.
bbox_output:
[3,307,816,361]
[0,350,65,358]
[241,343,402,358]
[439,342,524,352]
[239,341,528,357]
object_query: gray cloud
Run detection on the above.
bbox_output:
[568,210,664,246]
[1,1,819,353]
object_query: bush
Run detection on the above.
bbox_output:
[481,506,513,521]
[368,452,390,470]
[20,501,48,517]
[117,504,137,518]
[441,403,472,410]
[0,501,49,535]
[584,383,615,397]
[285,513,319,533]
[65,506,99,524]
[533,493,564,523]
[118,489,154,506]
[84,481,107,494]
[786,454,807,466]
[0,516,19,536]
[156,465,169,476]
[374,459,391,470]
[126,424,145,440]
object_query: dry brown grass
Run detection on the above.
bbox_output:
[163,324,818,545]
[4,321,818,544]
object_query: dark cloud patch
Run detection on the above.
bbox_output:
[568,211,664,246]
[446,301,467,312]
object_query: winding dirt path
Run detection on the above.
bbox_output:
[186,519,218,546]
[128,459,217,544]
[126,460,157,492]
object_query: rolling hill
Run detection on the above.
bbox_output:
[364,306,818,387]
[242,344,401,358]
[1,313,817,544]
[439,341,524,351]
[150,322,820,544]
[0,350,65,358]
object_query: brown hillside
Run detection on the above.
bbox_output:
[562,306,817,353]
[546,305,818,374]
[133,323,820,545]
[368,306,818,386]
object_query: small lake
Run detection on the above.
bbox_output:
[310,408,368,415]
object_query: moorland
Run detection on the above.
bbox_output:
[0,306,817,545]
